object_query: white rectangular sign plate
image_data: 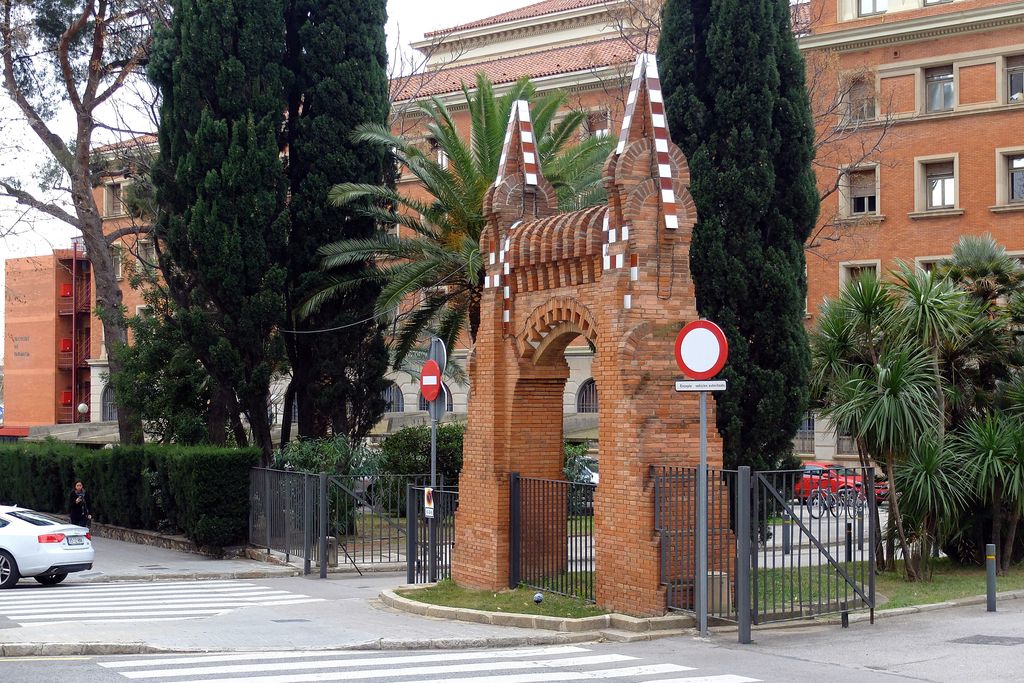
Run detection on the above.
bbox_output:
[675,380,727,392]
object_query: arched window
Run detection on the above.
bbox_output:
[381,382,405,413]
[418,383,454,412]
[101,385,118,422]
[576,378,598,413]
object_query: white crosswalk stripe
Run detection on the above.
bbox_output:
[0,580,323,626]
[99,645,762,683]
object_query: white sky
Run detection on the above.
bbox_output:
[0,0,527,358]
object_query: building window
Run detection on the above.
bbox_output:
[104,183,125,217]
[137,239,157,268]
[1010,155,1024,203]
[925,66,954,113]
[841,261,879,286]
[418,383,453,412]
[584,110,610,139]
[847,78,875,122]
[1008,56,1024,103]
[858,0,886,16]
[924,0,952,5]
[111,247,123,280]
[915,256,948,274]
[381,383,404,413]
[795,412,815,454]
[101,385,118,422]
[428,138,448,170]
[575,378,598,413]
[848,168,878,215]
[925,161,955,209]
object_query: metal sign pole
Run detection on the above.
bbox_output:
[428,415,438,582]
[697,390,709,637]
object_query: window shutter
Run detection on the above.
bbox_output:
[926,161,954,177]
[851,170,875,197]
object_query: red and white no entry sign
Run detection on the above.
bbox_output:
[674,320,728,380]
[420,359,441,402]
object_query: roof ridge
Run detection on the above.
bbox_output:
[424,0,610,38]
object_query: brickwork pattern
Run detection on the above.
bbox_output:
[453,54,725,616]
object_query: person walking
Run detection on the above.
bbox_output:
[69,480,91,527]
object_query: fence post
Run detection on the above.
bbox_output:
[509,472,521,589]
[987,543,997,612]
[407,484,417,584]
[736,466,752,645]
[319,473,328,579]
[303,474,312,576]
[264,469,272,554]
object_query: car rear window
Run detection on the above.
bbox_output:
[7,511,57,526]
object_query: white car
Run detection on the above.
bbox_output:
[0,505,94,588]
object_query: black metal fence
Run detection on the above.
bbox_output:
[406,485,458,583]
[249,468,323,574]
[752,468,875,624]
[250,468,443,574]
[509,472,596,602]
[652,465,738,622]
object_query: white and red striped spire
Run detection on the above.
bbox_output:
[617,53,678,231]
[495,100,541,188]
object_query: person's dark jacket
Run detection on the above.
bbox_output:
[69,489,90,526]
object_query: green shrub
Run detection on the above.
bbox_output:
[378,423,464,485]
[0,442,257,548]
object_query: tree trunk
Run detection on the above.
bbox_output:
[1002,508,1020,573]
[206,379,232,446]
[857,439,885,571]
[75,199,144,444]
[885,453,919,581]
[280,379,296,447]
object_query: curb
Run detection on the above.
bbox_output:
[380,587,696,642]
[71,568,300,584]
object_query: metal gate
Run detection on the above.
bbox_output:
[653,465,876,633]
[406,485,458,583]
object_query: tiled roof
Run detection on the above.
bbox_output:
[93,134,158,154]
[424,0,610,37]
[392,37,637,101]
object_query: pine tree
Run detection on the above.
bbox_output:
[281,0,391,441]
[150,0,290,462]
[659,0,818,470]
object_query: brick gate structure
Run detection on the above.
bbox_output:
[452,53,726,616]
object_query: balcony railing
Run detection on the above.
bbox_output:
[837,435,858,455]
[57,406,91,425]
[57,284,91,315]
[57,344,91,370]
[793,431,815,454]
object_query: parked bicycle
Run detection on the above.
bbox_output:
[807,485,862,518]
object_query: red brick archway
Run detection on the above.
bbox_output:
[452,54,725,616]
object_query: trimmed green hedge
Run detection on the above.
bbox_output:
[0,442,258,548]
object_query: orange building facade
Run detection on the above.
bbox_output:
[3,160,153,431]
[385,0,1024,459]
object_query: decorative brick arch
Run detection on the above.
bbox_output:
[453,54,725,615]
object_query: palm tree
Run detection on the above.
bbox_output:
[954,413,1024,573]
[823,343,940,581]
[894,435,971,579]
[889,262,973,435]
[302,74,614,366]
[937,233,1024,313]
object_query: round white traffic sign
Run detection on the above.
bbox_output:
[674,320,728,380]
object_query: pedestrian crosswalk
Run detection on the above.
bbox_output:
[0,580,323,626]
[98,645,761,682]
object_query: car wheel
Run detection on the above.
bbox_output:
[0,550,20,589]
[34,573,68,586]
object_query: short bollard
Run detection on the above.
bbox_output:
[841,600,849,628]
[845,522,853,563]
[782,515,791,555]
[857,512,864,552]
[987,543,997,612]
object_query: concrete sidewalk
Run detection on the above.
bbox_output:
[64,536,299,582]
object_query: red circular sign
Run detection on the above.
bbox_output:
[674,320,728,380]
[420,360,442,402]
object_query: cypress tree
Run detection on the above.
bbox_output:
[282,0,391,440]
[151,0,290,462]
[659,0,818,470]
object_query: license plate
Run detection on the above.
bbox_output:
[66,536,85,546]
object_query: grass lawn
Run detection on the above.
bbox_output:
[568,515,593,536]
[876,558,1024,609]
[396,579,608,619]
